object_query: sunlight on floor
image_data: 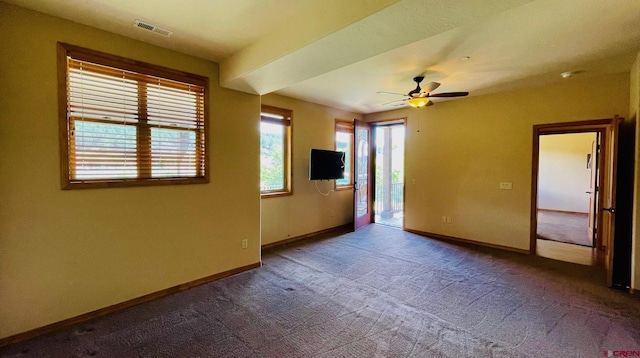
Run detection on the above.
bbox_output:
[536,239,601,266]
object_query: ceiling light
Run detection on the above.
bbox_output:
[561,71,573,79]
[407,98,430,108]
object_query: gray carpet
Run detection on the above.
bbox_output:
[2,224,640,357]
[537,210,592,247]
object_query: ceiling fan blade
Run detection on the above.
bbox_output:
[427,91,469,98]
[425,82,441,92]
[420,82,440,95]
[382,98,407,106]
[377,91,408,96]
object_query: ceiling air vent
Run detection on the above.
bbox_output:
[133,20,172,37]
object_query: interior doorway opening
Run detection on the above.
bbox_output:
[536,132,599,248]
[373,123,405,228]
[531,119,617,271]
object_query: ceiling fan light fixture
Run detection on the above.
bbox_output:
[407,97,430,108]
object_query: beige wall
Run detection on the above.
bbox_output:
[260,94,359,245]
[631,52,640,290]
[0,3,261,339]
[364,73,629,251]
[538,133,596,213]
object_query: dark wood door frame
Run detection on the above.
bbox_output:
[530,119,612,255]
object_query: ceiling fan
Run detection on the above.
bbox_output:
[379,76,469,108]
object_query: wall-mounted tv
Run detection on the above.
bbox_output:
[309,149,345,180]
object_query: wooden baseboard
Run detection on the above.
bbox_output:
[404,228,530,255]
[0,262,261,348]
[261,224,352,250]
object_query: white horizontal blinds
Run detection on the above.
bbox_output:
[260,113,291,126]
[66,57,205,181]
[147,77,204,178]
[68,60,138,180]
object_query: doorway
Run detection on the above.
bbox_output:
[536,132,599,248]
[373,123,405,228]
[532,122,609,267]
[531,117,626,288]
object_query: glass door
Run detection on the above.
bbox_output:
[374,124,405,228]
[354,120,372,230]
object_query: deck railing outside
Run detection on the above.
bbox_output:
[375,182,403,216]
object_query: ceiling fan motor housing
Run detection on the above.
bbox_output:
[408,76,425,96]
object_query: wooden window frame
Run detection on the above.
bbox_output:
[260,105,292,197]
[335,119,354,190]
[57,43,209,190]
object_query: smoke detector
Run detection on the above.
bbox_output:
[133,20,172,37]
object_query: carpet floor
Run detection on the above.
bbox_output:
[537,210,592,247]
[1,224,639,357]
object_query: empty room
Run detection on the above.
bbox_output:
[1,0,640,357]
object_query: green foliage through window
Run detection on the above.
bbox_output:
[260,106,291,195]
[260,122,285,191]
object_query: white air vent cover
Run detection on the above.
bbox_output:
[133,20,172,37]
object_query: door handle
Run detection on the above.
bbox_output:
[586,191,593,194]
[603,207,616,214]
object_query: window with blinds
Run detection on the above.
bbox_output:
[57,43,208,189]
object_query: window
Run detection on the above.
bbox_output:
[335,120,354,189]
[260,105,292,196]
[58,43,208,189]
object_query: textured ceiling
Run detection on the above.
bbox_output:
[4,0,640,114]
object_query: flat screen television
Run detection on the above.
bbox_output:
[309,149,345,180]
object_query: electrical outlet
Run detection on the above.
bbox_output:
[241,239,248,249]
[442,216,447,223]
[499,182,513,190]
[446,216,452,224]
